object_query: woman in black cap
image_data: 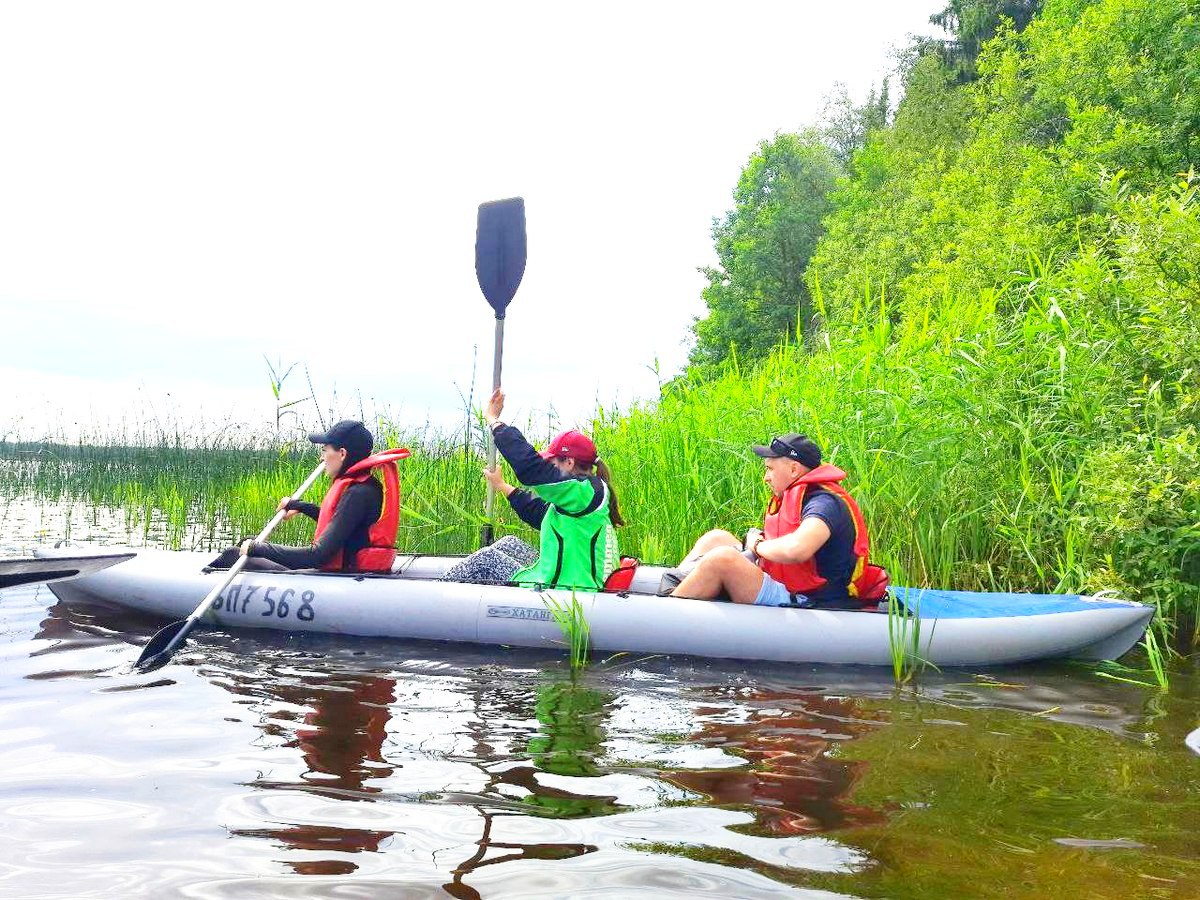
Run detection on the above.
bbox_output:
[210,420,387,572]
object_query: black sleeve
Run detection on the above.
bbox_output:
[801,491,851,542]
[286,499,320,521]
[506,488,549,530]
[252,483,377,568]
[492,423,570,487]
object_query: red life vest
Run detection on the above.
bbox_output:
[315,448,410,572]
[759,464,889,603]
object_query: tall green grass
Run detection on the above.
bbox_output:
[3,247,1194,647]
[0,426,532,555]
[887,589,936,684]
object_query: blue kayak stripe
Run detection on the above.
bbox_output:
[892,586,1140,619]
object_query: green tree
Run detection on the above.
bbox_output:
[820,81,892,167]
[690,131,840,371]
[927,0,1043,81]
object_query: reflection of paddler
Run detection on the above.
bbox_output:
[294,674,396,792]
[666,687,885,835]
[443,677,609,897]
[458,677,621,820]
[230,671,399,873]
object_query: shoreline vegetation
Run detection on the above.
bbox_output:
[5,2,1197,657]
[675,0,1198,650]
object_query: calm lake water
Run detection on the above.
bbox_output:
[1,496,1197,898]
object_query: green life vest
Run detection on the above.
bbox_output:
[515,476,619,591]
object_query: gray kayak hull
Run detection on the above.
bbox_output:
[41,548,1154,667]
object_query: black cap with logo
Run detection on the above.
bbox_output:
[751,433,821,469]
[308,420,374,470]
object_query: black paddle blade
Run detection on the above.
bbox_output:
[475,197,527,318]
[0,552,135,589]
[133,618,191,671]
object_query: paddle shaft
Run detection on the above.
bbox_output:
[475,196,525,549]
[139,461,326,667]
[482,316,505,547]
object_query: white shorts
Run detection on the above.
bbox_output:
[754,573,796,607]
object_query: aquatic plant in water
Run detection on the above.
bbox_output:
[542,592,591,672]
[887,589,936,684]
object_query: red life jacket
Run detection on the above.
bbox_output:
[602,557,640,592]
[759,464,889,603]
[315,448,410,572]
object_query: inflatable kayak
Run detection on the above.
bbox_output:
[35,547,1154,667]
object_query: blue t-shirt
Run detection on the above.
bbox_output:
[800,488,857,605]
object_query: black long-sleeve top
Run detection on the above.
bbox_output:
[248,480,383,569]
[492,423,604,528]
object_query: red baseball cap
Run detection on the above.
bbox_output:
[539,430,598,465]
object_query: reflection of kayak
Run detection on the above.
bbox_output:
[0,552,135,590]
[39,547,1153,668]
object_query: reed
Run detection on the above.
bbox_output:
[885,589,936,684]
[541,592,591,672]
[0,430,527,554]
[1141,626,1169,691]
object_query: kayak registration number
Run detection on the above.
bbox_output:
[212,584,317,623]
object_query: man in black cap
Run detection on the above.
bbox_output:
[210,420,384,571]
[668,433,863,607]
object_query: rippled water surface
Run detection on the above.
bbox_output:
[1,499,1198,898]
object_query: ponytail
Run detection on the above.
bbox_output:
[594,459,625,527]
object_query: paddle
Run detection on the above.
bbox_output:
[0,552,135,590]
[133,461,326,671]
[475,197,527,547]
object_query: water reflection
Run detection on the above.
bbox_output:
[32,598,150,657]
[664,686,888,836]
[440,676,610,899]
[212,657,615,889]
[224,669,397,873]
[8,575,1195,898]
[21,597,154,685]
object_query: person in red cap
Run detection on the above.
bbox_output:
[667,433,886,608]
[443,387,625,589]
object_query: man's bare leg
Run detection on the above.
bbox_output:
[679,529,741,568]
[671,546,767,604]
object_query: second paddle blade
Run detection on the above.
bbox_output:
[133,619,190,672]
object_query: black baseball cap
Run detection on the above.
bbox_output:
[308,420,373,462]
[751,433,821,469]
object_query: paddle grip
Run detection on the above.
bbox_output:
[253,462,326,543]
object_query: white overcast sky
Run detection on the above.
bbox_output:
[1,1,943,443]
